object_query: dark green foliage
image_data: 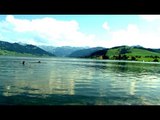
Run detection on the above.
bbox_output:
[135,56,141,58]
[102,55,109,59]
[111,54,129,60]
[121,55,128,60]
[153,58,159,62]
[145,55,160,58]
[119,47,131,54]
[154,56,159,58]
[131,56,136,61]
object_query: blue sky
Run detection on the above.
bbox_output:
[0,15,160,48]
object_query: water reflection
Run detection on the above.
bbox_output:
[0,57,76,97]
[1,56,160,105]
[129,80,136,95]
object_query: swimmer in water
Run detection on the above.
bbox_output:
[38,61,41,63]
[22,61,25,65]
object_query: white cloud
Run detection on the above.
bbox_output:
[101,22,159,48]
[105,23,160,48]
[102,22,110,31]
[1,15,160,48]
[109,24,140,47]
[139,15,160,22]
[1,15,96,47]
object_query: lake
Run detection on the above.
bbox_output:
[0,56,160,105]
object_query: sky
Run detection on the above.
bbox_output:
[0,15,160,48]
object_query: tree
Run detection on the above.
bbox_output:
[122,55,128,60]
[153,58,159,62]
[118,54,122,60]
[119,47,131,54]
[102,55,109,59]
[154,56,158,59]
[131,56,136,61]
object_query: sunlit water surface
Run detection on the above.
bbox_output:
[0,56,160,105]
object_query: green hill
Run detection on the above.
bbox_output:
[0,49,38,57]
[0,41,55,57]
[89,46,160,62]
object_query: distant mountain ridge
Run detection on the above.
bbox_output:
[1,40,160,62]
[39,45,88,57]
[68,47,106,58]
[0,41,55,56]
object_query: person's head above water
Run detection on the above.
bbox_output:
[22,61,25,64]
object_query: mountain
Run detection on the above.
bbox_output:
[68,47,107,58]
[0,41,55,56]
[133,46,160,53]
[89,49,108,59]
[106,46,160,57]
[38,45,56,54]
[88,45,160,62]
[1,40,160,62]
[39,46,87,57]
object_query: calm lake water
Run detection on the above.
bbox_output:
[0,56,160,105]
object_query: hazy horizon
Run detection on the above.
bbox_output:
[0,40,151,49]
[1,15,160,48]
